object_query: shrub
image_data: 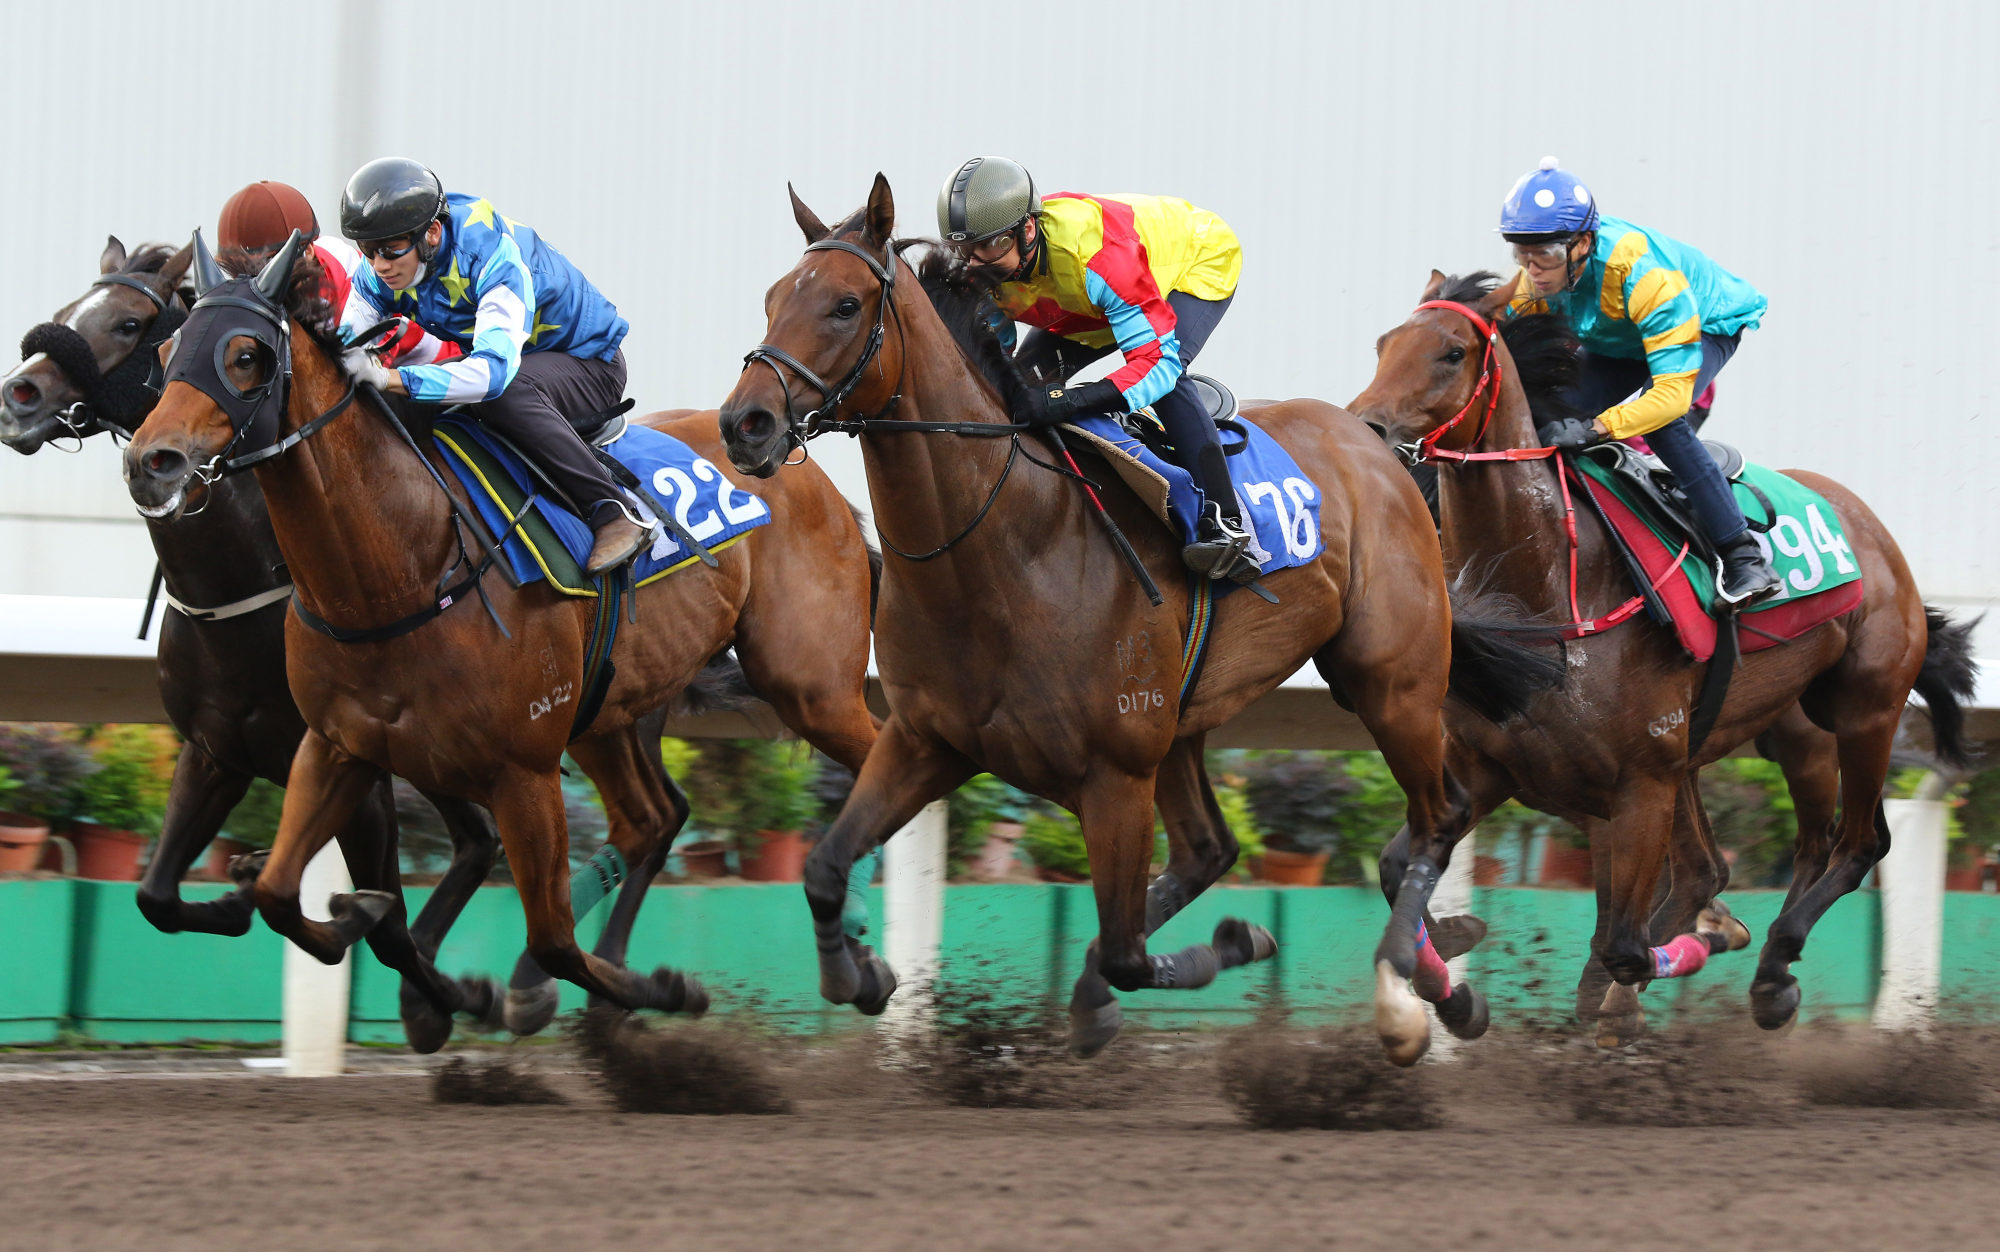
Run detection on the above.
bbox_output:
[1235,750,1406,882]
[0,724,98,822]
[947,774,1035,878]
[69,725,175,836]
[220,778,286,848]
[1020,810,1091,879]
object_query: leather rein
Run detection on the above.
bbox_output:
[1404,298,1686,640]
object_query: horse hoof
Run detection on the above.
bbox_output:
[1429,912,1488,962]
[1213,917,1279,968]
[1374,959,1431,1068]
[648,967,709,1016]
[852,953,898,1017]
[329,889,395,931]
[227,849,269,888]
[1068,998,1124,1058]
[457,975,508,1033]
[1699,905,1753,952]
[1595,982,1646,1048]
[1749,977,1801,1031]
[503,980,561,1036]
[399,981,453,1055]
[1435,981,1489,1041]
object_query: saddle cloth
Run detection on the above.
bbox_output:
[433,417,771,596]
[1059,394,1324,587]
[1569,444,1864,662]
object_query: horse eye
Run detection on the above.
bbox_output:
[833,297,861,319]
[118,320,141,335]
[1443,348,1466,364]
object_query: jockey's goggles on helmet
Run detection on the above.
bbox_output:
[1510,238,1574,273]
[358,235,418,261]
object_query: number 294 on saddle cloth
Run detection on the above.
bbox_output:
[433,418,772,596]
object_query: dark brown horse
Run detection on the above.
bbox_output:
[1352,270,1976,1037]
[716,178,1559,1058]
[1,239,518,1050]
[119,235,879,1025]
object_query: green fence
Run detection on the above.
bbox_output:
[2,878,1991,1046]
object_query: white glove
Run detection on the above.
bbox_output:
[341,345,399,393]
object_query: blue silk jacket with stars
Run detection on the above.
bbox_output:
[340,193,629,405]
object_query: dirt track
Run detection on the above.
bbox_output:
[1,1025,1995,1252]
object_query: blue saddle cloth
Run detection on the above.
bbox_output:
[1062,413,1325,578]
[433,417,772,596]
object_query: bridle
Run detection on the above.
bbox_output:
[742,238,908,458]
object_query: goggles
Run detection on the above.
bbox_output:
[358,235,418,261]
[1510,239,1576,273]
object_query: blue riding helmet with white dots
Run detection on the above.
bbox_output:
[1499,156,1600,236]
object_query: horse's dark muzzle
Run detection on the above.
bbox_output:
[718,405,784,477]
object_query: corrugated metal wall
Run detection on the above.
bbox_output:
[4,1,1994,622]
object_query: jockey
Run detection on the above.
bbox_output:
[333,158,651,575]
[1500,157,1780,605]
[217,179,460,369]
[935,156,1260,583]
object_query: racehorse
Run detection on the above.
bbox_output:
[1,238,520,1049]
[1350,270,1976,1038]
[119,232,879,1028]
[716,177,1560,1057]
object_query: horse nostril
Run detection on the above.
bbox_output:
[145,447,187,480]
[6,379,40,413]
[739,409,776,443]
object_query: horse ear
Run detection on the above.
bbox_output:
[1478,270,1523,319]
[1421,269,1446,302]
[159,243,194,295]
[100,235,128,275]
[190,228,226,297]
[254,230,306,303]
[862,172,895,248]
[790,183,829,243]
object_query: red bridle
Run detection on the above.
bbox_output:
[1403,299,1685,639]
[1407,299,1552,464]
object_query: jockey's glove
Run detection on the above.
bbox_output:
[1541,416,1604,450]
[340,345,400,394]
[1015,378,1122,427]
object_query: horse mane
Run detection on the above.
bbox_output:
[1433,270,1589,427]
[218,244,344,359]
[900,240,1022,404]
[109,242,196,307]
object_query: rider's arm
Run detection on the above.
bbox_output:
[393,236,535,404]
[1593,250,1702,440]
[1082,241,1182,413]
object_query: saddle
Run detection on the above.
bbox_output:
[1574,438,1756,562]
[1117,374,1247,460]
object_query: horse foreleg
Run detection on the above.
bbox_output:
[490,766,700,1016]
[136,740,255,936]
[805,720,973,1014]
[406,790,500,957]
[251,730,395,964]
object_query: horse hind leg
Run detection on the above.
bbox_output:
[394,789,504,1050]
[136,740,256,936]
[1069,738,1278,1058]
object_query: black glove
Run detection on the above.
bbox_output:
[1014,379,1123,427]
[1541,416,1604,450]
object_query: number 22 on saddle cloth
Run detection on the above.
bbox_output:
[1570,453,1864,662]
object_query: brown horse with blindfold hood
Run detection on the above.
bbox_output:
[120,229,879,1028]
[717,177,1563,1059]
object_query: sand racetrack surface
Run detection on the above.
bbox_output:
[2,1022,1995,1252]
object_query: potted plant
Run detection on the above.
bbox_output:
[1020,809,1091,883]
[949,774,1034,881]
[1238,751,1405,885]
[736,741,819,882]
[1212,778,1267,881]
[0,725,98,873]
[64,725,173,881]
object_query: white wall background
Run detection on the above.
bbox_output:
[3,1,1995,634]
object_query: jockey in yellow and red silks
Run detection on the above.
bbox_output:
[1500,156,1780,606]
[937,156,1257,584]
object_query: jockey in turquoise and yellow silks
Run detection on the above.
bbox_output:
[1499,156,1780,606]
[937,155,1259,583]
[334,157,650,575]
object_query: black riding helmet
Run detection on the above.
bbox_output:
[340,158,447,259]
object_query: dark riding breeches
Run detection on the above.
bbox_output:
[1561,332,1747,545]
[466,348,628,527]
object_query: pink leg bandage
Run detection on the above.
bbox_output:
[1412,920,1453,1003]
[1649,932,1711,980]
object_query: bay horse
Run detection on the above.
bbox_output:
[1351,270,1976,1038]
[119,232,879,1028]
[716,177,1560,1057]
[1,238,517,1050]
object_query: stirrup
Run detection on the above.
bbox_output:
[1713,555,1781,608]
[1183,514,1261,584]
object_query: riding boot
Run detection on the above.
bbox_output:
[585,505,653,575]
[1181,444,1263,584]
[1716,531,1782,606]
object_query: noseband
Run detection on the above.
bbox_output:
[742,238,906,451]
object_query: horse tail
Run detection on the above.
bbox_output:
[1445,580,1568,723]
[674,650,760,718]
[1914,605,1981,770]
[849,501,883,623]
